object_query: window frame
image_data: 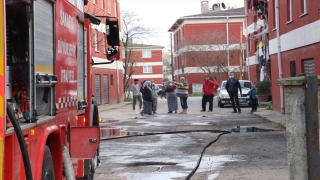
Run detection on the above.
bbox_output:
[110,74,114,85]
[101,0,105,9]
[143,65,152,73]
[142,50,152,58]
[94,30,99,52]
[300,0,308,16]
[108,0,111,13]
[290,61,296,77]
[286,0,293,23]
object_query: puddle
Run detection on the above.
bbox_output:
[127,162,177,167]
[232,126,276,133]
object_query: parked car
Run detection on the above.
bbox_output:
[216,80,253,108]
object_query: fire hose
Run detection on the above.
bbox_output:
[6,102,33,180]
[100,129,231,180]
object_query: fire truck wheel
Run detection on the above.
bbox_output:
[92,105,99,126]
[42,146,55,180]
[83,169,94,180]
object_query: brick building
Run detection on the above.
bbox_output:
[169,2,246,93]
[269,0,320,112]
[84,0,123,104]
[125,44,164,86]
[245,0,320,112]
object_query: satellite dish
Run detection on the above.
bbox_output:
[221,2,226,9]
[212,3,219,11]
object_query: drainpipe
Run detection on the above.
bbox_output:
[226,16,229,75]
[245,13,250,81]
[275,0,284,114]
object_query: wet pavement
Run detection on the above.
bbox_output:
[95,97,288,180]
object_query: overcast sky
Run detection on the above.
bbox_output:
[120,0,245,52]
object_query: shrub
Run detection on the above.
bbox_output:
[255,79,271,95]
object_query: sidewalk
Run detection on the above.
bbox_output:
[254,108,286,128]
[98,100,287,128]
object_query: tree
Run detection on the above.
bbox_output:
[178,30,244,81]
[121,11,155,96]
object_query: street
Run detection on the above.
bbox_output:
[95,96,288,180]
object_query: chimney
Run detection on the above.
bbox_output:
[201,1,209,14]
[212,3,221,11]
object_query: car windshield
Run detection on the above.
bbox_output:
[240,82,252,88]
[221,81,251,89]
[221,82,227,88]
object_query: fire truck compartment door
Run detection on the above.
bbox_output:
[69,126,100,159]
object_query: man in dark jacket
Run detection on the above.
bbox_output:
[225,73,242,113]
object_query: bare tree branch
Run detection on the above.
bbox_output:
[121,11,156,94]
[179,30,244,81]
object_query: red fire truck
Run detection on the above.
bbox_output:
[0,0,119,179]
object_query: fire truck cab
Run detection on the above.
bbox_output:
[0,0,120,179]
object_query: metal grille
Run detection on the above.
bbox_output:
[34,0,54,74]
[103,75,109,104]
[303,59,315,76]
[95,75,101,105]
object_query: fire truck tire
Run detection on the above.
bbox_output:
[42,146,55,180]
[92,105,99,126]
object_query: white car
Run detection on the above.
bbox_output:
[217,80,253,108]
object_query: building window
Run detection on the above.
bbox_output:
[272,0,276,29]
[122,50,125,58]
[303,59,314,75]
[94,30,99,52]
[287,0,292,22]
[101,0,105,9]
[300,0,308,15]
[108,0,111,13]
[114,0,117,17]
[248,35,251,52]
[290,61,296,77]
[143,66,152,73]
[110,74,114,85]
[142,50,152,58]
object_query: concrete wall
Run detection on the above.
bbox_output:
[278,76,320,180]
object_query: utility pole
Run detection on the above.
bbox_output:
[170,33,174,81]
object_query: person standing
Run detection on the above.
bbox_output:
[160,83,166,99]
[247,85,258,113]
[201,76,220,112]
[173,77,189,114]
[130,79,142,111]
[140,81,153,116]
[165,82,178,113]
[225,73,242,113]
[151,83,159,114]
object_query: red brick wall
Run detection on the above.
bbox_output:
[92,68,124,104]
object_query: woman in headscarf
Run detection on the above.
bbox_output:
[165,81,178,113]
[140,81,153,116]
[151,83,159,114]
[172,77,189,114]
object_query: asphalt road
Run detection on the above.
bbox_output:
[95,96,288,180]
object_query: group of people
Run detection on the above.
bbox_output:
[130,77,189,116]
[130,74,259,116]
